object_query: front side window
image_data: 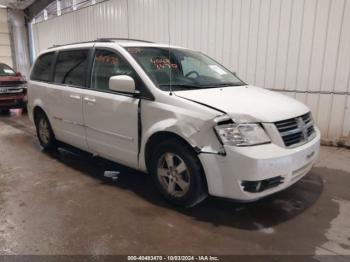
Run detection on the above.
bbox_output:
[30,52,55,82]
[126,47,245,91]
[54,50,89,87]
[90,49,134,91]
[0,63,16,76]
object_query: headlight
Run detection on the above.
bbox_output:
[20,83,27,94]
[214,123,270,146]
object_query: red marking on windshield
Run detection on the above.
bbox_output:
[150,57,178,70]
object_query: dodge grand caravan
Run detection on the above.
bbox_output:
[28,38,320,207]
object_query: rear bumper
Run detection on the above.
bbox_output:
[199,127,321,201]
[0,93,27,109]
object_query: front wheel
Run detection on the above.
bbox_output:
[35,112,57,150]
[149,139,208,207]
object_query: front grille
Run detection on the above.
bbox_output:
[0,87,24,94]
[275,112,315,147]
[0,81,24,86]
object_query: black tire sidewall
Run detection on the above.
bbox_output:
[0,109,10,115]
[35,112,56,150]
[149,139,207,207]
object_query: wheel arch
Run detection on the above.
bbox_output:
[33,106,47,125]
[144,131,208,190]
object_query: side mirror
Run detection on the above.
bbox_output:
[109,75,136,94]
[16,72,22,77]
[232,71,237,76]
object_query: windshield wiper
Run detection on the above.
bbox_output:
[158,84,202,89]
[208,83,245,87]
[158,83,245,90]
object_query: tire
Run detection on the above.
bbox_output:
[149,138,208,207]
[22,105,27,113]
[35,111,57,150]
[0,109,10,115]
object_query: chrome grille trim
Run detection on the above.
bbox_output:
[279,120,313,136]
[0,87,24,94]
[275,112,316,148]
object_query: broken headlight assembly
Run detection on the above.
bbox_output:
[214,123,271,146]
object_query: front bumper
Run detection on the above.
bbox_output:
[0,93,27,109]
[198,127,321,200]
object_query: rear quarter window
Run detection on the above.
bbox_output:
[30,52,55,82]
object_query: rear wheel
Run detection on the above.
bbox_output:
[149,138,207,207]
[35,111,57,150]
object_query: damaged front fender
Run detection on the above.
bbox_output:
[138,99,226,172]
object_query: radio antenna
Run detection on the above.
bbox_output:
[167,0,173,96]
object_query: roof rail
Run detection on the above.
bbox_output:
[97,38,154,43]
[48,38,153,49]
[48,39,114,49]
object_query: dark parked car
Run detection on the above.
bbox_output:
[0,63,27,113]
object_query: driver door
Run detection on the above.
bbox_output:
[82,49,139,168]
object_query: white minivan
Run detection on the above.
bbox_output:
[28,38,320,207]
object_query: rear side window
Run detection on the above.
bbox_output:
[30,52,55,82]
[54,50,89,87]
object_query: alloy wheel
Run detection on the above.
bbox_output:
[157,152,190,197]
[38,118,50,145]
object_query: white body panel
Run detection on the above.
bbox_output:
[82,88,139,168]
[28,41,321,201]
[28,81,88,150]
[51,84,88,150]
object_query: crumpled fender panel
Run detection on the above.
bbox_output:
[138,98,225,172]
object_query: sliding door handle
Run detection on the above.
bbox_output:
[84,97,96,103]
[69,94,81,100]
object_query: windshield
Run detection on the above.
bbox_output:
[126,47,245,91]
[0,63,16,76]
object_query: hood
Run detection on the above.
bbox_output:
[0,75,25,86]
[175,85,310,123]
